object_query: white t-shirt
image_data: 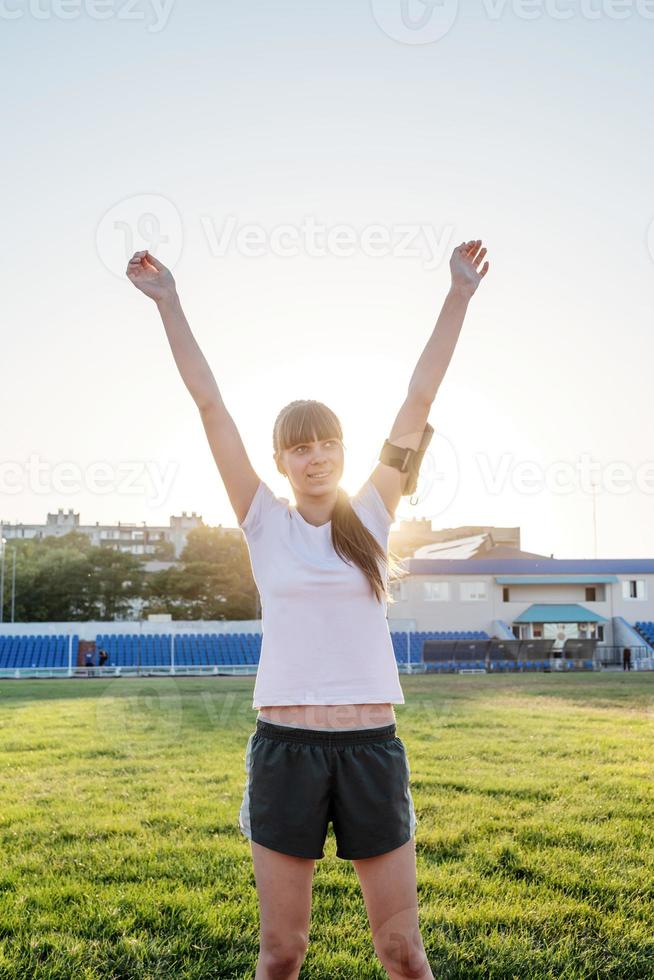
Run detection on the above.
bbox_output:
[239,477,405,708]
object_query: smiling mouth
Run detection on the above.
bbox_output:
[308,472,331,480]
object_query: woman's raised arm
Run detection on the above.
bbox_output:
[366,239,491,518]
[125,250,260,525]
[126,249,221,411]
[407,239,490,404]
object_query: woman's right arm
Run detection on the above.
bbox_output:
[125,250,259,524]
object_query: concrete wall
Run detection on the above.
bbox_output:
[0,621,262,641]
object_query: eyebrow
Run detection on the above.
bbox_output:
[292,439,337,447]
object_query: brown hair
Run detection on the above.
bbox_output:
[273,399,408,605]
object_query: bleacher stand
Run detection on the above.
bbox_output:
[0,634,74,670]
[635,621,654,646]
[2,627,646,675]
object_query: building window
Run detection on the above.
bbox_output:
[502,586,510,602]
[423,581,449,602]
[390,581,407,602]
[585,587,596,601]
[622,579,645,600]
[460,581,487,601]
[597,625,604,640]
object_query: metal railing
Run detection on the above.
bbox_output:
[1,638,652,680]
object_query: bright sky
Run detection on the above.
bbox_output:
[1,1,653,559]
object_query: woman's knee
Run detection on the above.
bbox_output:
[377,933,430,979]
[259,930,308,974]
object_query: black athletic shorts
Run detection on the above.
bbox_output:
[238,718,417,860]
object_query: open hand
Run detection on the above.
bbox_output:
[450,239,490,297]
[126,250,176,303]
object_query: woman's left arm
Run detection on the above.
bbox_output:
[408,239,490,404]
[365,239,490,516]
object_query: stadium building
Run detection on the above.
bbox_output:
[387,555,654,669]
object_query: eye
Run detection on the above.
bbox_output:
[294,440,338,452]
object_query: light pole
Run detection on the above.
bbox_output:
[10,548,16,623]
[138,612,142,676]
[0,536,5,624]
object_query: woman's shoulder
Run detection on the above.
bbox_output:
[349,477,394,541]
[239,479,289,537]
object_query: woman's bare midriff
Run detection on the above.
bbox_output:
[257,703,396,730]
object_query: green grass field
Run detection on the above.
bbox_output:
[1,673,653,979]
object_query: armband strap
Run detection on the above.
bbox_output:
[379,423,434,500]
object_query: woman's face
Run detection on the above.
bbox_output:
[278,436,344,493]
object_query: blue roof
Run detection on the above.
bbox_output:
[406,558,654,574]
[495,574,618,584]
[513,603,609,624]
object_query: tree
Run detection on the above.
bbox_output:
[2,525,258,622]
[141,526,258,620]
[4,533,144,621]
[150,539,175,561]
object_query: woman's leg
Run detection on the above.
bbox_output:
[352,838,434,980]
[251,840,315,980]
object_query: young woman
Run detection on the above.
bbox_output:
[126,239,489,980]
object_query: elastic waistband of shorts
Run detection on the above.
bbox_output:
[255,719,397,745]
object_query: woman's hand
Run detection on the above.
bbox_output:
[126,250,176,304]
[449,239,490,298]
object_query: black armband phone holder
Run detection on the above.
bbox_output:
[379,423,434,501]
